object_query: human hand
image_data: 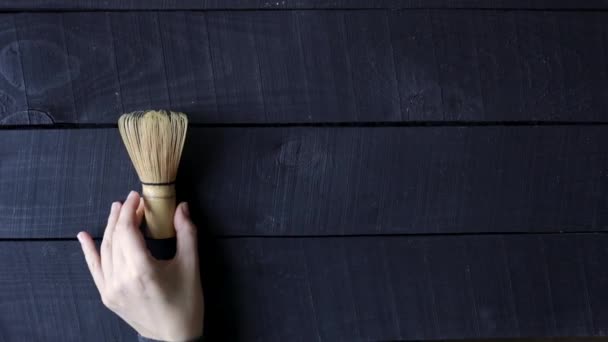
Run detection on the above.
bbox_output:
[77,191,204,341]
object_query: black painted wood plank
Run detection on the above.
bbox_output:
[159,12,219,121]
[557,12,608,121]
[472,11,525,121]
[2,0,608,10]
[180,233,608,341]
[2,234,608,341]
[465,237,520,337]
[542,236,595,336]
[344,11,402,121]
[0,15,27,124]
[0,241,135,341]
[1,126,607,238]
[426,236,480,337]
[432,10,485,120]
[500,236,558,336]
[389,10,443,121]
[62,13,123,122]
[295,11,358,121]
[12,13,77,122]
[255,12,311,122]
[206,12,267,122]
[516,12,569,122]
[1,11,608,124]
[111,13,171,113]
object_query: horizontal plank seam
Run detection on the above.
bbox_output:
[3,230,608,241]
[2,8,608,13]
[3,120,608,130]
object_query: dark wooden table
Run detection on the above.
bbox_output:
[2,1,608,341]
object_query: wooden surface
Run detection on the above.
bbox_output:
[1,4,608,342]
[0,11,608,124]
[1,127,608,238]
[2,0,608,10]
[3,234,608,341]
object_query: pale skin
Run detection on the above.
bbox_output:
[77,191,204,341]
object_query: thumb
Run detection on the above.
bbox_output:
[174,202,199,265]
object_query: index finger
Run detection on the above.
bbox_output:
[115,191,152,268]
[100,201,121,280]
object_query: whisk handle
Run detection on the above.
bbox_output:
[141,184,176,239]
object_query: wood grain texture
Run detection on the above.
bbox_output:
[2,234,608,341]
[1,0,608,10]
[1,126,607,238]
[1,10,607,123]
[0,240,135,341]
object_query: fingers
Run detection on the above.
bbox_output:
[101,201,121,279]
[116,191,141,231]
[174,202,199,267]
[77,231,104,292]
[115,191,152,268]
[135,196,144,226]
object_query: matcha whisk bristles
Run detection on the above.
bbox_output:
[118,110,188,184]
[118,110,188,239]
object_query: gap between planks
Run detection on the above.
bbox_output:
[2,230,608,242]
[4,120,608,130]
[4,7,608,13]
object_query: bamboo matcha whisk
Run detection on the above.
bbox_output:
[118,110,188,239]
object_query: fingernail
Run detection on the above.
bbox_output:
[76,232,83,243]
[127,190,136,200]
[182,202,190,217]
